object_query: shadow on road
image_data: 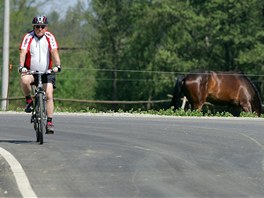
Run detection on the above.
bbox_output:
[0,140,35,144]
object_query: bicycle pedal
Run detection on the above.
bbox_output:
[25,107,33,113]
[30,115,35,123]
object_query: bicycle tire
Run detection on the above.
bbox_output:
[38,93,45,144]
[35,96,42,144]
[32,97,40,143]
[35,121,40,142]
[37,123,42,143]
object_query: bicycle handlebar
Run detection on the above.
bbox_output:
[27,70,55,75]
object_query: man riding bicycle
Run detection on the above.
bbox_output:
[18,15,61,134]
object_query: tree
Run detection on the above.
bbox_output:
[125,0,208,108]
[3,0,264,111]
[87,0,135,109]
[196,0,264,71]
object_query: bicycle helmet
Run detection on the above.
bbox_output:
[32,15,48,25]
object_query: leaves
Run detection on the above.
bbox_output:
[2,0,264,111]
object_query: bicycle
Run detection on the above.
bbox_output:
[29,70,52,144]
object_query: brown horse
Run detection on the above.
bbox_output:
[171,71,262,116]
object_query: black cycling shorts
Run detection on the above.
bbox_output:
[33,74,56,89]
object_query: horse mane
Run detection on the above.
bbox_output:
[170,75,185,109]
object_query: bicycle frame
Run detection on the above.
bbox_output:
[29,71,49,144]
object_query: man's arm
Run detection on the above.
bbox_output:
[51,48,61,66]
[19,49,27,66]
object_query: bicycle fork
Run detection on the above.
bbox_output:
[31,89,47,123]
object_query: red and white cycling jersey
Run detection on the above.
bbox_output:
[19,30,59,72]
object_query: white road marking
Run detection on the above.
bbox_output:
[0,147,37,198]
[238,133,264,172]
[133,145,152,151]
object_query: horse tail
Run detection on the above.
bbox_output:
[170,75,184,110]
[244,75,262,116]
[253,92,262,116]
[251,83,262,116]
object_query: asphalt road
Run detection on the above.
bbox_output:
[1,113,264,197]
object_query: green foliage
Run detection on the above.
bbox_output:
[9,104,263,118]
[2,0,264,113]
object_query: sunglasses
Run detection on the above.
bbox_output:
[34,25,46,29]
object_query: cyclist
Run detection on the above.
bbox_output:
[18,15,61,134]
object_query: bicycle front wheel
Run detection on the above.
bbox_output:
[37,92,46,144]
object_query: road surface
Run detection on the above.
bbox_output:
[0,113,264,197]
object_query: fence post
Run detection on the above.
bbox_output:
[1,0,10,111]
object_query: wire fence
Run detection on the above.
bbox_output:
[0,97,171,104]
[3,68,264,112]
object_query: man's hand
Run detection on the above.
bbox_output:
[18,66,27,73]
[52,65,61,73]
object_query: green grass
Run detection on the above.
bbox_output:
[51,106,263,118]
[5,103,263,117]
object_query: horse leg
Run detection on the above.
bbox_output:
[240,101,252,113]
